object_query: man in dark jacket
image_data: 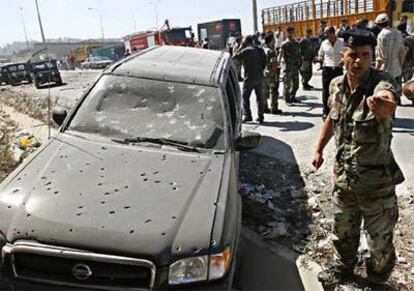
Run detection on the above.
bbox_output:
[234,35,267,123]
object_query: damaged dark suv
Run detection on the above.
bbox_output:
[0,46,260,290]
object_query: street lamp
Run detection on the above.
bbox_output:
[19,7,30,50]
[88,7,105,40]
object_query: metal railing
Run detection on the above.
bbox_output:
[262,0,382,25]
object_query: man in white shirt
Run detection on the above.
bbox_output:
[318,26,345,119]
[274,26,285,53]
[375,13,406,104]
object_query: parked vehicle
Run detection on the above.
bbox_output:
[124,20,193,52]
[0,64,8,85]
[80,56,113,69]
[29,59,63,89]
[197,19,242,50]
[0,63,32,86]
[0,46,260,290]
[71,44,103,66]
[90,45,126,61]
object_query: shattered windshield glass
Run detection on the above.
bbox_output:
[68,75,226,150]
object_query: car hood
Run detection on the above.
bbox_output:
[0,134,226,265]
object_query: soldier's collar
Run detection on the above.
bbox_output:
[340,69,373,93]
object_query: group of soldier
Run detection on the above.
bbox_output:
[231,14,414,124]
[231,25,318,123]
[231,13,414,290]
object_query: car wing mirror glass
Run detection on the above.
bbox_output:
[235,131,261,151]
[52,107,67,126]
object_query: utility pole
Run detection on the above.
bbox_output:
[34,0,46,44]
[88,8,105,40]
[132,13,137,32]
[19,7,30,50]
[34,0,51,140]
[252,0,258,33]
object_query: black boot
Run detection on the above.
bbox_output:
[318,265,354,287]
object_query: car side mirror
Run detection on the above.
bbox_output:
[235,131,261,151]
[52,107,67,126]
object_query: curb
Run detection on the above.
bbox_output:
[241,226,324,291]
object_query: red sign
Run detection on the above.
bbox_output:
[130,36,149,50]
[214,23,223,33]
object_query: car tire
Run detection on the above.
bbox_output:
[56,77,63,86]
[35,79,40,89]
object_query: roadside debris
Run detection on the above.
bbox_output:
[239,151,414,291]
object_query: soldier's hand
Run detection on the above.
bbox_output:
[312,152,324,170]
[367,94,397,118]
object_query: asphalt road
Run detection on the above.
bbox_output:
[3,67,414,290]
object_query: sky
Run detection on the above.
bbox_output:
[0,0,294,45]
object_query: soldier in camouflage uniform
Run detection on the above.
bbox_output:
[312,29,405,288]
[262,33,283,114]
[402,35,414,82]
[279,26,301,104]
[299,28,315,90]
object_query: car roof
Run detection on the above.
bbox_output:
[108,46,229,86]
[4,62,25,67]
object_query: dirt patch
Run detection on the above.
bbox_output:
[0,87,50,124]
[0,111,20,182]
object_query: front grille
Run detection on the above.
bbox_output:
[2,241,155,290]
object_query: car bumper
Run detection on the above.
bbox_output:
[1,267,233,291]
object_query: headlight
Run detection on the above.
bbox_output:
[169,255,208,285]
[38,73,43,77]
[209,247,231,280]
[168,247,231,285]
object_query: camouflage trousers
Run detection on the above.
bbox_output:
[300,60,313,85]
[283,67,299,102]
[263,71,280,110]
[402,66,414,83]
[332,186,398,283]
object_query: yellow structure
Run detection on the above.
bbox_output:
[262,0,414,37]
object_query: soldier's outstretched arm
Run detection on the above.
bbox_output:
[312,117,334,169]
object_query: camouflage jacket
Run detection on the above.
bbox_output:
[328,68,405,192]
[403,35,414,67]
[263,45,278,77]
[299,37,315,61]
[281,39,301,68]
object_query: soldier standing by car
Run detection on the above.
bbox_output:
[318,26,344,119]
[234,35,267,123]
[300,28,316,90]
[312,29,405,289]
[262,33,283,115]
[279,26,301,104]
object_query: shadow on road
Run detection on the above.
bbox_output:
[393,117,414,134]
[261,120,314,131]
[236,136,311,290]
[37,82,67,89]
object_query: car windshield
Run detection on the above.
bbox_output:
[8,64,25,72]
[67,75,226,150]
[32,61,56,70]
